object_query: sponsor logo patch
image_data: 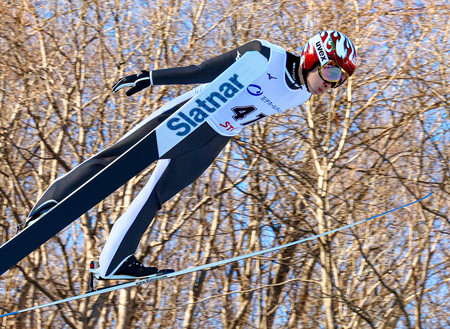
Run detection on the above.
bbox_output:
[166,74,244,136]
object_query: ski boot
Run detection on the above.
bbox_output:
[89,256,175,291]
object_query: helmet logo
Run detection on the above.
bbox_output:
[316,42,328,63]
[311,34,329,66]
[325,37,336,52]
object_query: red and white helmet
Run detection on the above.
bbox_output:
[300,30,357,87]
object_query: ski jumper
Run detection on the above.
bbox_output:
[28,40,312,277]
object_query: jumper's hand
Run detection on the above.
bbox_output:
[112,70,151,96]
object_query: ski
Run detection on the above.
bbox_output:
[0,193,431,318]
[0,51,269,276]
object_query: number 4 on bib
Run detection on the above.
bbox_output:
[231,106,267,126]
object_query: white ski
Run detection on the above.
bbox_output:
[0,193,431,318]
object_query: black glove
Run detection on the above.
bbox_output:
[112,70,151,96]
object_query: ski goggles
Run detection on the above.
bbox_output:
[318,60,349,87]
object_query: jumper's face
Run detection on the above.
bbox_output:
[306,66,332,95]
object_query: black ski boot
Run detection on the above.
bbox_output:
[88,260,175,291]
[113,255,174,279]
